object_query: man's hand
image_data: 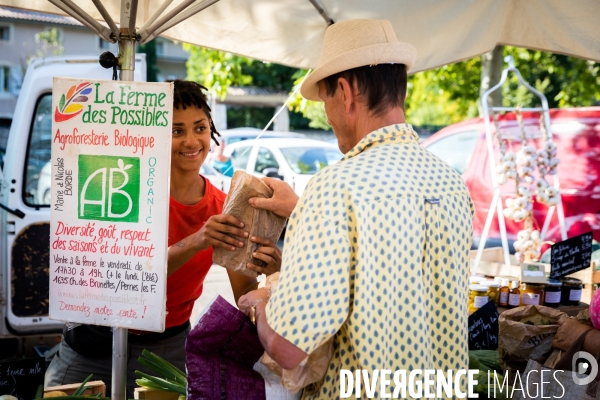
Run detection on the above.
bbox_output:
[246,236,282,276]
[248,177,299,218]
[192,214,248,252]
[238,287,270,316]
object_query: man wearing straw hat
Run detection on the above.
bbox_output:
[239,19,474,399]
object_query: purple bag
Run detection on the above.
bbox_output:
[186,295,266,400]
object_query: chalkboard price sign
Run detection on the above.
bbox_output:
[468,300,499,351]
[0,357,45,400]
[550,231,593,279]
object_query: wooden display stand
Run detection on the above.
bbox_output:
[471,249,599,304]
[44,380,106,396]
[134,387,181,399]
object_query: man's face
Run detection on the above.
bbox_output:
[318,80,352,153]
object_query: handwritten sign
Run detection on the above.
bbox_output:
[468,300,499,350]
[0,357,45,400]
[550,232,593,279]
[49,78,172,332]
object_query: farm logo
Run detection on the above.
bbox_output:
[78,155,140,223]
[55,82,92,122]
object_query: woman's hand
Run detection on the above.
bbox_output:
[193,214,248,252]
[247,236,282,276]
[238,287,270,316]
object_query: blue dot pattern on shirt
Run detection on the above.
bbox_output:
[266,124,475,400]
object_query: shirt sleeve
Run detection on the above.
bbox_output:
[266,204,351,355]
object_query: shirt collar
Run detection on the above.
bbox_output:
[341,123,419,161]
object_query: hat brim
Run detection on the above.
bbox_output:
[300,41,417,102]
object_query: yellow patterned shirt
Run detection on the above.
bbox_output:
[266,124,474,399]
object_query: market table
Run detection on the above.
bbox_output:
[497,303,589,317]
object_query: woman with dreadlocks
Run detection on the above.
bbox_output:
[45,80,281,398]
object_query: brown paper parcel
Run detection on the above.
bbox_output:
[498,305,566,372]
[259,272,334,393]
[212,171,287,277]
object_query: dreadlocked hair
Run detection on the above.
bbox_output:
[169,79,221,146]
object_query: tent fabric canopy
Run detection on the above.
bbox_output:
[0,0,599,71]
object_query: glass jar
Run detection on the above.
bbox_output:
[469,276,485,285]
[561,278,583,306]
[468,285,490,314]
[508,280,521,309]
[543,280,562,308]
[520,283,545,306]
[498,278,510,307]
[486,282,501,306]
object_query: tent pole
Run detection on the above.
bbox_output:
[111,1,137,399]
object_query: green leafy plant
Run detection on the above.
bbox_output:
[135,349,187,400]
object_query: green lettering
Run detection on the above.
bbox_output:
[143,93,157,107]
[94,83,104,103]
[157,92,166,107]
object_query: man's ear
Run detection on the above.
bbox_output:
[338,77,354,114]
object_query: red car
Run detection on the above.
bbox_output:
[421,107,600,251]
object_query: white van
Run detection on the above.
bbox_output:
[0,55,146,338]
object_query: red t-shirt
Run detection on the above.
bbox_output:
[166,177,226,328]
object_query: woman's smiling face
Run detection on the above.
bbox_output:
[171,105,212,174]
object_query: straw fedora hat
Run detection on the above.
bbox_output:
[300,19,417,101]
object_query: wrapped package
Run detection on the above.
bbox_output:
[213,171,287,277]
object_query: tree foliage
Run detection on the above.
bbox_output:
[406,47,600,125]
[183,45,599,130]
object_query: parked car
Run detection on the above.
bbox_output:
[217,127,305,146]
[421,107,600,250]
[224,138,343,196]
[200,163,232,193]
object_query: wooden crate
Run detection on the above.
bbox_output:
[470,247,520,278]
[134,387,181,399]
[44,380,105,396]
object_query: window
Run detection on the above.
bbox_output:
[230,146,252,170]
[0,24,11,41]
[254,147,279,174]
[24,94,53,206]
[0,65,10,92]
[155,39,165,56]
[425,130,480,175]
[99,37,111,50]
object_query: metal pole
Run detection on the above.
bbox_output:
[111,1,137,398]
[112,327,128,400]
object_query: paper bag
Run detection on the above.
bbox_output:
[260,338,334,394]
[213,171,287,277]
[498,305,566,372]
[259,272,334,393]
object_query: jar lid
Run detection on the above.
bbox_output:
[560,278,583,286]
[545,279,563,287]
[486,282,501,288]
[469,285,489,291]
[501,278,509,286]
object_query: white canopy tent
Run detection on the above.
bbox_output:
[1,0,599,71]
